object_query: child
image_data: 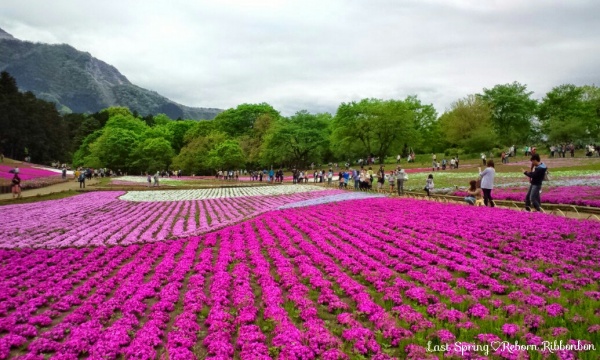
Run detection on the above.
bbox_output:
[464,180,482,205]
[388,171,396,193]
[424,174,434,197]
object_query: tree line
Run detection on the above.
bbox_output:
[1,71,599,173]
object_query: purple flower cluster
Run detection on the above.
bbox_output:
[455,185,600,207]
[0,164,60,181]
[1,196,599,358]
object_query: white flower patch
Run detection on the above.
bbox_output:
[120,185,328,202]
[279,192,385,209]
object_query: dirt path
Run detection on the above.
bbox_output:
[0,178,100,201]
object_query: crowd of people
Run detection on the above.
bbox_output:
[431,153,460,171]
[462,154,548,212]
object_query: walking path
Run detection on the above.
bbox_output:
[0,178,99,201]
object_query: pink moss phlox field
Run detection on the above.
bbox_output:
[0,165,60,181]
[454,185,600,208]
[0,189,344,248]
[1,197,599,358]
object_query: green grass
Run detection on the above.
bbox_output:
[0,190,81,206]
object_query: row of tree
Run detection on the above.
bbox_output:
[1,70,599,174]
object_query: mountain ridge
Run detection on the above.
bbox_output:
[0,27,222,120]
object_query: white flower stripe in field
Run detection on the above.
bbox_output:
[119,185,327,202]
[279,192,385,209]
[0,189,345,248]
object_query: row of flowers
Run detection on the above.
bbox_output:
[0,188,344,248]
[453,185,600,208]
[119,185,328,202]
[2,196,599,358]
[0,164,61,181]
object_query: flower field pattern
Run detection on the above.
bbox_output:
[1,197,599,359]
[0,165,60,181]
[119,185,329,202]
[0,188,344,248]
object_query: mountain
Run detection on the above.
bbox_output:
[0,27,222,120]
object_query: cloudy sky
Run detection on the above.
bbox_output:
[1,0,599,115]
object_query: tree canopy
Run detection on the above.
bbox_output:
[2,69,600,173]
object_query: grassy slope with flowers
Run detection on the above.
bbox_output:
[1,196,599,359]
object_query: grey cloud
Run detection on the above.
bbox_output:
[1,0,599,116]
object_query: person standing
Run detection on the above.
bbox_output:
[522,154,547,212]
[432,153,437,171]
[481,152,487,166]
[147,172,152,187]
[478,160,495,207]
[397,168,407,195]
[11,171,21,199]
[396,154,401,164]
[78,171,86,188]
[154,171,160,187]
[388,171,396,193]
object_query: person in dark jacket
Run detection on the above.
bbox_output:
[522,154,547,212]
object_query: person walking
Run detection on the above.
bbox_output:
[478,160,495,207]
[522,154,547,212]
[11,170,21,199]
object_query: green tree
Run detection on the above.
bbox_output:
[240,113,279,166]
[480,82,538,145]
[331,98,417,163]
[131,137,174,173]
[172,131,227,174]
[212,103,280,137]
[405,95,441,153]
[538,84,599,143]
[438,95,497,152]
[72,130,103,167]
[104,113,148,134]
[167,120,196,153]
[262,111,330,168]
[206,139,246,171]
[183,121,215,143]
[88,127,139,171]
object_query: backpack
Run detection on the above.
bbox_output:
[78,174,85,182]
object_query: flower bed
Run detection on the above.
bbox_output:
[119,184,330,202]
[0,164,61,181]
[0,197,599,358]
[0,188,343,248]
[454,185,600,208]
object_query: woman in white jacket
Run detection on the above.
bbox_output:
[479,160,495,207]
